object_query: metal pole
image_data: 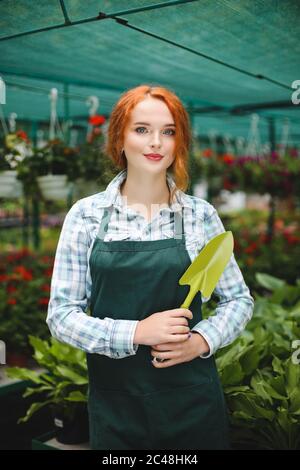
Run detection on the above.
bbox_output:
[22,197,30,247]
[64,83,73,208]
[267,117,276,241]
[32,196,40,250]
[29,120,40,249]
[187,103,197,196]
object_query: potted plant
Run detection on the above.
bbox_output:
[6,335,89,445]
[0,131,31,198]
[36,139,80,201]
[192,146,225,200]
[74,117,118,199]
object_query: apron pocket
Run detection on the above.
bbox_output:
[144,380,229,450]
[88,389,151,450]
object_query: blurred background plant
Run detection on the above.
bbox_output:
[0,248,53,364]
[202,273,300,450]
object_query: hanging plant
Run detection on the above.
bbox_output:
[0,130,31,198]
[222,149,300,198]
[73,115,118,198]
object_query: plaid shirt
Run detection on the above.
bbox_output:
[47,169,254,359]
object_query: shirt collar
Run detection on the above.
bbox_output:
[95,169,193,212]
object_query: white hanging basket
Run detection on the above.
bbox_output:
[37,174,73,201]
[0,170,23,198]
[74,178,101,199]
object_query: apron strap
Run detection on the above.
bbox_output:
[174,208,184,239]
[96,205,185,240]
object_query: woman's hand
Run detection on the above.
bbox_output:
[151,332,210,368]
[133,308,193,346]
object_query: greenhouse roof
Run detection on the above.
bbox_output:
[1,0,300,143]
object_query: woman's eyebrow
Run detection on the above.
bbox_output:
[133,122,176,127]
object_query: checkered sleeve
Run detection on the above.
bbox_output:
[46,200,139,359]
[191,203,254,358]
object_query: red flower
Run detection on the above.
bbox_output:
[284,233,300,245]
[245,242,258,254]
[14,265,33,281]
[223,177,235,190]
[39,298,49,306]
[274,219,285,231]
[7,254,17,263]
[16,130,29,142]
[0,274,9,282]
[223,154,235,165]
[7,285,17,293]
[89,115,106,126]
[202,148,213,158]
[41,285,50,292]
[92,127,102,136]
[6,248,32,263]
[8,298,17,305]
[45,268,53,277]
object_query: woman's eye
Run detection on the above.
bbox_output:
[164,129,175,135]
[134,127,175,135]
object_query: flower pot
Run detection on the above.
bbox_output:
[0,171,23,198]
[37,174,73,201]
[52,404,89,445]
[74,178,101,199]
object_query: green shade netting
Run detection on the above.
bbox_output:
[1,0,300,142]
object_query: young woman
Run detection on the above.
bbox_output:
[47,84,254,450]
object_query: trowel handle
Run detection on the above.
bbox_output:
[180,284,198,310]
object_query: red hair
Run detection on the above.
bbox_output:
[104,84,192,202]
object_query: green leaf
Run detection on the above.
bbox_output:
[65,391,87,402]
[289,388,300,415]
[6,367,45,385]
[224,385,251,396]
[239,346,261,375]
[272,356,284,375]
[229,392,275,421]
[23,384,53,398]
[251,372,287,401]
[220,362,244,387]
[255,273,285,292]
[286,359,300,398]
[55,366,88,385]
[18,400,52,424]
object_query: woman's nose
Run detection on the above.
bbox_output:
[149,131,162,147]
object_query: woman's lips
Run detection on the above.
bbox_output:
[144,154,163,161]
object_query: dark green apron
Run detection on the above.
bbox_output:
[87,206,230,450]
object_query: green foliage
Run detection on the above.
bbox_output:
[6,335,88,423]
[214,273,300,449]
[76,128,118,185]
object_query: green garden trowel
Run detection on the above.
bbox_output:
[179,231,234,308]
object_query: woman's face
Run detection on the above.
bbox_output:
[122,96,176,174]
